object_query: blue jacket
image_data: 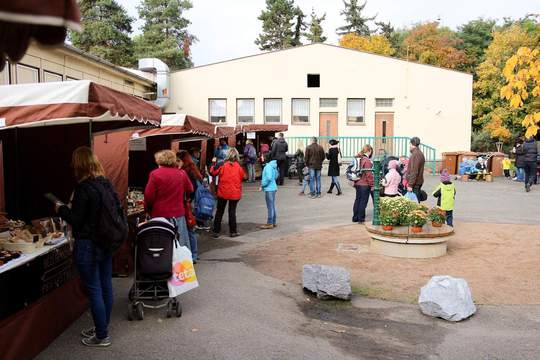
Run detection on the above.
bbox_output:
[261,160,278,192]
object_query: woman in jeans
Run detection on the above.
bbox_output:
[243,140,257,183]
[259,159,279,229]
[210,148,245,238]
[144,150,194,247]
[57,147,120,347]
[352,144,374,224]
[177,150,203,262]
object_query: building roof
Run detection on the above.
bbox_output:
[61,44,156,86]
[172,43,471,77]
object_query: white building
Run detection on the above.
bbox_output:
[165,43,472,157]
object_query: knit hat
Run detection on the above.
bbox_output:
[329,139,339,146]
[440,169,451,182]
[388,159,399,169]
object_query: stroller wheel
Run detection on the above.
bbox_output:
[136,302,144,321]
[175,300,183,318]
[127,303,135,321]
[166,299,174,318]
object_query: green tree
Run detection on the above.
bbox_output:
[292,6,307,46]
[134,0,195,70]
[71,0,134,67]
[305,9,327,43]
[472,23,539,142]
[255,0,298,50]
[375,20,404,51]
[457,18,496,74]
[336,0,376,36]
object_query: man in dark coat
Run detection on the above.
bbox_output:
[326,139,342,195]
[270,133,288,185]
[513,139,526,182]
[305,137,325,198]
[522,137,538,192]
[406,137,425,202]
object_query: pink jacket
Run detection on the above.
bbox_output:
[382,160,401,195]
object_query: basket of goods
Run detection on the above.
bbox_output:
[0,229,44,253]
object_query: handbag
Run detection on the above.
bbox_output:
[184,200,196,229]
[168,239,199,298]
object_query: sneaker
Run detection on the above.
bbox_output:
[211,232,220,239]
[80,327,96,339]
[259,224,274,230]
[526,184,531,192]
[298,192,305,196]
[230,233,240,238]
[308,194,316,199]
[316,194,322,198]
[81,335,111,347]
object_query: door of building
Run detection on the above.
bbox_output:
[319,112,338,137]
[374,112,395,156]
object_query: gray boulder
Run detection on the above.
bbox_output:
[302,264,352,300]
[418,275,476,321]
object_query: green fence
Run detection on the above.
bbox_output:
[285,136,437,174]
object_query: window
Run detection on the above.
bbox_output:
[307,74,320,88]
[0,63,8,85]
[66,76,79,81]
[292,98,310,124]
[319,98,338,107]
[16,64,39,84]
[376,98,394,107]
[209,99,227,123]
[347,98,365,124]
[236,99,255,123]
[264,98,282,123]
[43,70,62,83]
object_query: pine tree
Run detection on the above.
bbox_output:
[134,0,195,70]
[255,0,297,50]
[336,0,376,36]
[375,20,403,52]
[305,9,327,43]
[71,0,134,67]
[292,6,307,47]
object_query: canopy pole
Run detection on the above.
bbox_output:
[88,119,93,147]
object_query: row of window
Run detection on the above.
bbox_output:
[208,97,394,124]
[0,62,80,85]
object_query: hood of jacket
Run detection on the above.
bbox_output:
[267,160,278,169]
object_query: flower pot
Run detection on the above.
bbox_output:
[382,225,393,231]
[411,226,423,233]
[431,221,443,228]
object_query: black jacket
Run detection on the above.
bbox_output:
[522,139,538,163]
[270,138,288,161]
[326,146,341,176]
[58,177,107,240]
[515,144,526,168]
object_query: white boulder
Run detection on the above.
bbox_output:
[302,264,352,300]
[419,275,476,321]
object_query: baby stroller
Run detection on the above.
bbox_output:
[128,217,182,320]
[287,154,298,179]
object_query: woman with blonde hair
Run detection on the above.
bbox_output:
[144,150,194,246]
[210,148,245,238]
[352,144,374,224]
[56,146,122,347]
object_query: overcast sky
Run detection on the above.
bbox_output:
[117,0,539,66]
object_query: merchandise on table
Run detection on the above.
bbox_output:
[127,189,145,215]
[0,216,69,254]
[0,250,21,266]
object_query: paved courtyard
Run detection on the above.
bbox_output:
[39,174,540,360]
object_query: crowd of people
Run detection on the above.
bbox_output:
[51,132,537,348]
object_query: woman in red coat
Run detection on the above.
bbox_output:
[210,148,245,238]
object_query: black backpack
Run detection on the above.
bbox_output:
[88,178,128,254]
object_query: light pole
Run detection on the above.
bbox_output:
[372,159,381,226]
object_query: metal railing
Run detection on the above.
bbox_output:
[285,136,437,173]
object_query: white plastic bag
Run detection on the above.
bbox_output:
[168,239,199,297]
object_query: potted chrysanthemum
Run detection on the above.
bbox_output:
[428,207,446,228]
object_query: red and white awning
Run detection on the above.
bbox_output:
[133,114,215,139]
[0,0,81,71]
[0,80,161,130]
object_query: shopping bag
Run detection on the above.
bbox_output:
[168,239,199,298]
[404,191,418,202]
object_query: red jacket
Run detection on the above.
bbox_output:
[210,161,245,200]
[144,167,194,218]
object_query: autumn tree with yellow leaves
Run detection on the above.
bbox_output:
[501,46,540,139]
[339,33,395,56]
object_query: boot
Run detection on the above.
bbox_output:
[327,183,335,194]
[336,183,342,196]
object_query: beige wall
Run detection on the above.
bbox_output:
[0,43,155,99]
[165,44,472,156]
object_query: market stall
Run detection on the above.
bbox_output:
[0,80,161,360]
[93,113,214,277]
